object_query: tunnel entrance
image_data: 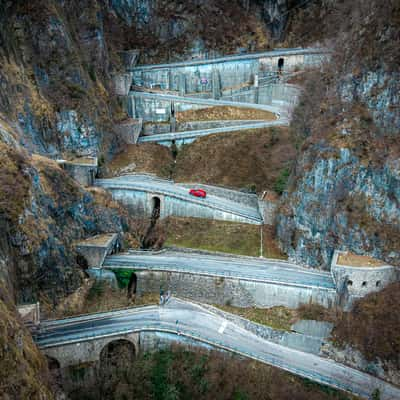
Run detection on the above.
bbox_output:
[141,196,162,249]
[128,272,137,297]
[151,196,161,220]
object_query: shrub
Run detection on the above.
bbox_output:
[273,167,290,195]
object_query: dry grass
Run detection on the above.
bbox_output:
[332,282,400,367]
[337,252,386,268]
[52,280,158,318]
[0,143,31,225]
[216,304,298,331]
[176,106,276,123]
[163,217,287,259]
[104,143,173,178]
[174,127,295,193]
[0,283,54,399]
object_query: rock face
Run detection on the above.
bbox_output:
[277,141,400,269]
[276,1,400,269]
[0,143,133,305]
[0,282,55,400]
[261,0,291,40]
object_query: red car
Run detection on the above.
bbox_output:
[189,189,207,198]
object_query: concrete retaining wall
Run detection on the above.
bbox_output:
[58,160,98,187]
[135,270,337,309]
[222,84,299,108]
[106,188,260,224]
[132,50,327,96]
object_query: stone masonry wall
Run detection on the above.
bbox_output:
[135,270,337,309]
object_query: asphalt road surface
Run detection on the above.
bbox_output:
[104,250,336,290]
[35,298,400,400]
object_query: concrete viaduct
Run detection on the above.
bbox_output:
[35,298,400,400]
[96,174,264,225]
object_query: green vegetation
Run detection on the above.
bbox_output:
[273,167,290,195]
[111,268,135,289]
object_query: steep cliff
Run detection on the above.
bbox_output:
[0,283,54,400]
[0,0,275,160]
[0,140,136,306]
[276,0,400,268]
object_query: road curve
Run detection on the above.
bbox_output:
[104,250,336,290]
[137,120,287,144]
[35,298,400,400]
[96,174,263,224]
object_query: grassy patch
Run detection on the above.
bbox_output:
[56,281,159,317]
[104,143,173,178]
[164,217,287,259]
[216,304,298,331]
[164,217,260,256]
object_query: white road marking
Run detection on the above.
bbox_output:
[218,320,228,334]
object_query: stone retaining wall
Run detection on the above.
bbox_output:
[135,270,337,309]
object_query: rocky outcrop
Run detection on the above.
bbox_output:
[276,0,400,269]
[0,282,55,400]
[0,142,134,306]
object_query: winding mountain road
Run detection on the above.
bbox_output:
[35,298,400,400]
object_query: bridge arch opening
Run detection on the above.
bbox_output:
[100,339,136,372]
[46,356,62,385]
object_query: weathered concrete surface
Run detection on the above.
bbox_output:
[131,47,328,95]
[17,302,41,326]
[331,250,399,309]
[96,174,263,225]
[291,320,333,339]
[57,157,98,187]
[75,233,121,268]
[114,118,143,144]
